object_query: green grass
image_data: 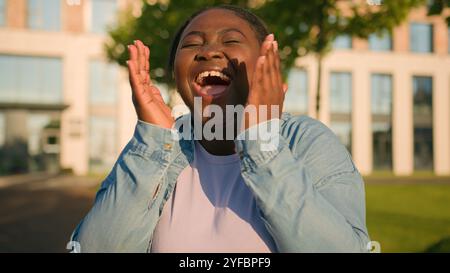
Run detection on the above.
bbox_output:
[366,183,450,253]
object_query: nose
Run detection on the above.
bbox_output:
[194,45,224,61]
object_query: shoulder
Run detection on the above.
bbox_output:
[280,112,357,186]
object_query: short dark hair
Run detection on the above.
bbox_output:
[167,5,270,80]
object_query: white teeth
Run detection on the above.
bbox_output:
[196,71,230,84]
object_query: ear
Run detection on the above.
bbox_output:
[282,83,288,93]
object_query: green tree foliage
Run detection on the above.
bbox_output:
[427,0,450,25]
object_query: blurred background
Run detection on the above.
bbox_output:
[0,0,449,252]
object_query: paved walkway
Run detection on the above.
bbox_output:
[0,175,99,253]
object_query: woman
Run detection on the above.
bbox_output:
[70,5,370,253]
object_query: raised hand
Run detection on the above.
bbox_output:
[127,40,174,129]
[244,34,288,130]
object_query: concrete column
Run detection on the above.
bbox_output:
[433,71,450,175]
[6,0,26,28]
[393,71,413,175]
[60,38,89,175]
[352,68,372,175]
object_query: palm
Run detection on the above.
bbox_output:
[127,40,174,129]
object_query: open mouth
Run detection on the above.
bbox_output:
[192,70,232,98]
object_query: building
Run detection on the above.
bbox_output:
[0,0,140,176]
[0,1,449,176]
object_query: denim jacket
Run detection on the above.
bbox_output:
[70,112,370,253]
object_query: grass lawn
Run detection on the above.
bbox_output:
[365,183,450,253]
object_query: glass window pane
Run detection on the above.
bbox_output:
[330,72,352,113]
[89,60,118,105]
[369,30,392,51]
[371,74,392,170]
[28,0,61,31]
[413,76,433,170]
[333,35,352,49]
[284,69,308,114]
[0,0,5,26]
[89,116,117,173]
[0,55,62,104]
[0,112,4,147]
[410,23,433,53]
[91,0,117,33]
[330,72,352,152]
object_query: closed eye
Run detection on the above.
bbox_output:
[181,43,202,48]
[224,40,240,44]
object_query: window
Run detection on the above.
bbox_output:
[0,0,5,26]
[410,23,433,53]
[371,74,393,170]
[369,30,392,51]
[413,76,433,170]
[89,60,118,105]
[90,0,117,33]
[0,55,63,104]
[89,116,117,173]
[0,112,4,147]
[333,35,352,49]
[330,72,352,153]
[284,69,308,114]
[27,0,61,31]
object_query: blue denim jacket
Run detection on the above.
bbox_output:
[70,112,370,252]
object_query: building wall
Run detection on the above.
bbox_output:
[0,0,136,175]
[294,6,450,175]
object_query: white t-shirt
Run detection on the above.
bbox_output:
[150,141,277,253]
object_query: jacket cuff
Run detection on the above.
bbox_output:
[130,120,180,156]
[234,118,286,172]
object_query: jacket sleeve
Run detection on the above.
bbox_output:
[69,121,179,252]
[234,117,370,253]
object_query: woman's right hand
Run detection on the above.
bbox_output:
[127,40,174,129]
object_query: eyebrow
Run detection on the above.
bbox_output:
[182,28,247,40]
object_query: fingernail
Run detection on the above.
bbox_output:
[134,40,138,45]
[273,41,278,52]
[126,60,129,65]
[267,33,274,41]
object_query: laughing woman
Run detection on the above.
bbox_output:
[70,5,370,253]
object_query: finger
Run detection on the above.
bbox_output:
[144,45,150,72]
[127,59,142,95]
[259,33,274,57]
[135,40,146,73]
[250,56,265,92]
[263,48,272,94]
[282,83,288,93]
[128,44,139,72]
[267,42,278,90]
[272,41,283,90]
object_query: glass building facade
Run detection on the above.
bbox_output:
[410,23,433,53]
[90,0,118,34]
[27,0,61,31]
[413,76,433,170]
[369,30,392,51]
[330,72,352,153]
[371,74,393,170]
[284,68,308,114]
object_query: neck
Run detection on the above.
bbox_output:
[198,139,236,156]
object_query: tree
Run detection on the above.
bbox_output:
[106,0,425,116]
[427,0,450,25]
[256,0,425,118]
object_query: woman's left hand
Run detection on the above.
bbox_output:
[243,34,288,130]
